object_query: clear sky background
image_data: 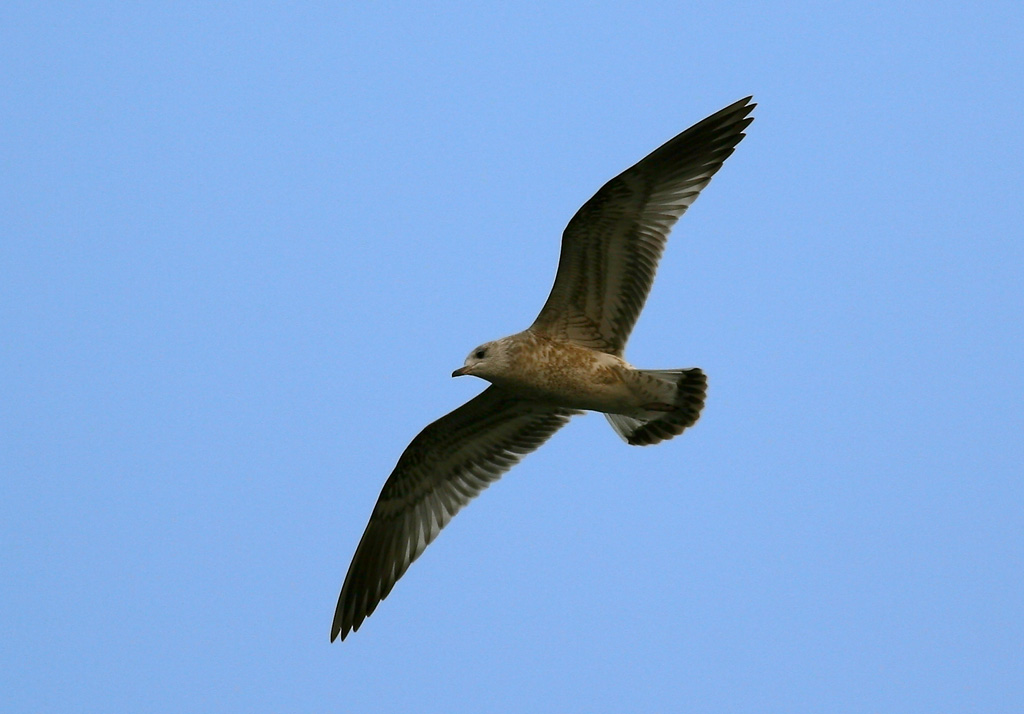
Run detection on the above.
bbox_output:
[3,2,1022,712]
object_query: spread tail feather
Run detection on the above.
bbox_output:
[605,368,706,446]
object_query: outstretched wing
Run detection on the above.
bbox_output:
[531,97,755,354]
[332,386,578,641]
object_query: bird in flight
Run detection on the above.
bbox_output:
[332,96,754,641]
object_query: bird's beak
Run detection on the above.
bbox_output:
[451,366,470,378]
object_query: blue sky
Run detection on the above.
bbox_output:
[3,2,1022,712]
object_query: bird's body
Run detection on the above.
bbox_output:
[457,330,692,420]
[332,97,755,641]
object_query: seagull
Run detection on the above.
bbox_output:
[332,96,754,641]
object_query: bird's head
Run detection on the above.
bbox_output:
[452,339,511,380]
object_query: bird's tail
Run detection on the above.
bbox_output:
[605,368,706,446]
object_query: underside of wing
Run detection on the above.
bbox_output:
[331,387,578,641]
[531,96,755,353]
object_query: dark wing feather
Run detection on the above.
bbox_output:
[331,387,577,641]
[531,97,755,354]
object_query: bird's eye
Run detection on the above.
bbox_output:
[474,349,486,359]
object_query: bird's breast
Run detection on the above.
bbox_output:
[497,335,636,412]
